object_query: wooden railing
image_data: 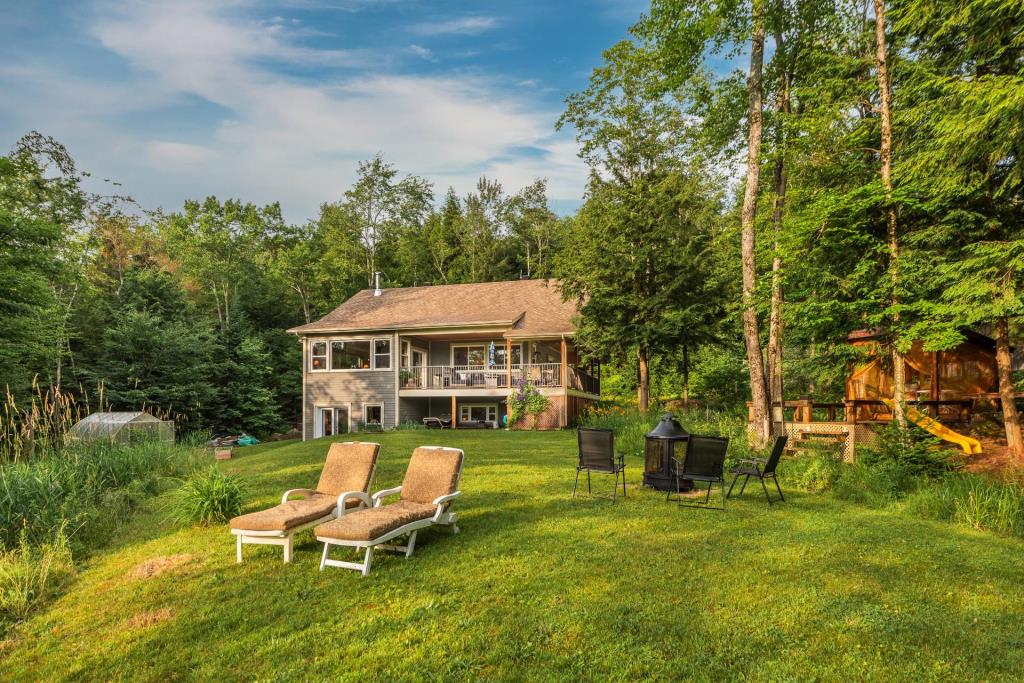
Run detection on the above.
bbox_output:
[568,367,600,394]
[750,398,974,425]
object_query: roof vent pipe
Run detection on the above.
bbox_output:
[373,271,382,296]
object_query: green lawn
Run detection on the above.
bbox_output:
[3,430,1023,681]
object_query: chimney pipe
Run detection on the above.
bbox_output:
[373,271,382,296]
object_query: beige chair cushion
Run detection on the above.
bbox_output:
[400,447,463,505]
[316,442,380,496]
[315,501,436,541]
[230,493,352,532]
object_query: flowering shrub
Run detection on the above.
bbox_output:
[508,379,551,430]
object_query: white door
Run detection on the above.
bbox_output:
[316,406,349,437]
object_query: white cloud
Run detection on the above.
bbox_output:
[407,44,436,61]
[0,1,586,221]
[410,16,500,36]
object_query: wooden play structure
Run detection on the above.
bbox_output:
[751,330,1001,459]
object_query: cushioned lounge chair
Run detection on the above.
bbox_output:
[229,441,380,563]
[315,446,464,576]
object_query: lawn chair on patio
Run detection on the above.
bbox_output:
[728,435,787,504]
[315,446,464,576]
[668,435,728,510]
[573,428,626,502]
[229,442,380,563]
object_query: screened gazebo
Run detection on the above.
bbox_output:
[70,411,175,444]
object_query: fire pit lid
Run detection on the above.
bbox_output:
[646,413,689,440]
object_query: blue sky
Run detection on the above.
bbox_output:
[0,0,652,222]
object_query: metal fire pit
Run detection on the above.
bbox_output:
[643,414,691,491]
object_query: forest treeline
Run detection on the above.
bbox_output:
[3,0,1023,452]
[1,142,572,437]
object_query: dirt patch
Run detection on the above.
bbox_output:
[125,608,175,629]
[128,554,195,580]
[964,439,1024,477]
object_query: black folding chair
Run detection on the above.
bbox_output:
[728,435,788,504]
[573,428,626,502]
[668,435,728,510]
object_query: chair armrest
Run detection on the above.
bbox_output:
[336,491,372,515]
[432,491,461,506]
[432,491,461,521]
[281,488,317,504]
[372,486,403,507]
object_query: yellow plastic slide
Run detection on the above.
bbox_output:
[880,398,982,454]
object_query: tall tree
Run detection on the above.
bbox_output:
[874,0,907,426]
[159,197,283,332]
[895,0,1024,455]
[560,40,728,410]
[740,0,772,442]
[342,155,432,287]
[0,133,85,396]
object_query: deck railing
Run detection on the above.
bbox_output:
[401,363,565,390]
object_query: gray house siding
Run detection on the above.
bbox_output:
[302,336,396,439]
[398,397,429,425]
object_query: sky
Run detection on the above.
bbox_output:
[0,0,652,223]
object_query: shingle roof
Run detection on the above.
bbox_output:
[288,279,579,337]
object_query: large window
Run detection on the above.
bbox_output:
[452,345,486,366]
[460,404,497,423]
[310,341,327,371]
[374,339,392,369]
[309,337,396,371]
[331,340,371,370]
[494,343,522,367]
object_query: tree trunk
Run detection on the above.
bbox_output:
[874,0,905,426]
[995,316,1023,458]
[767,10,790,418]
[741,0,771,445]
[682,344,690,412]
[637,346,650,412]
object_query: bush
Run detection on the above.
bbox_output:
[903,474,1024,537]
[858,421,957,479]
[0,439,199,550]
[169,467,245,526]
[783,445,842,492]
[581,405,748,462]
[0,529,74,626]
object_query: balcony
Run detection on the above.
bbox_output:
[399,363,598,394]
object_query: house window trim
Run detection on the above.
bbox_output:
[309,340,328,372]
[363,403,384,427]
[494,342,523,367]
[451,341,519,368]
[307,336,393,372]
[374,338,392,370]
[460,403,498,423]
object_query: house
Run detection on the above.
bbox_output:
[288,279,601,439]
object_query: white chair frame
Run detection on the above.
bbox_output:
[317,446,464,576]
[231,443,379,563]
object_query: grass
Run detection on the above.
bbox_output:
[1,430,1023,681]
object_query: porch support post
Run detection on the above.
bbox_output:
[561,337,568,427]
[560,338,567,387]
[506,337,512,388]
[451,394,457,430]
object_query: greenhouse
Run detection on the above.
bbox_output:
[70,411,175,444]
